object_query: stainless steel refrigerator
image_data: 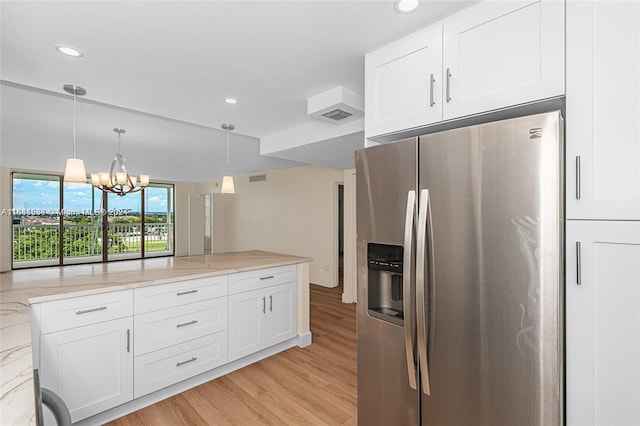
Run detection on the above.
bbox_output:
[356,111,563,426]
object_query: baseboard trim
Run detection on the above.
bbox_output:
[76,333,313,426]
[297,331,312,347]
[341,293,355,304]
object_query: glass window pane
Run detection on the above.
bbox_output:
[12,173,61,268]
[144,184,174,257]
[107,192,143,260]
[62,180,103,264]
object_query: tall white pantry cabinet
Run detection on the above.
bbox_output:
[364,0,640,424]
[566,2,640,425]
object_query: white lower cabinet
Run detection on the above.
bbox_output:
[134,331,228,398]
[40,317,133,423]
[228,288,267,361]
[265,282,297,347]
[35,264,300,423]
[228,282,297,362]
[134,297,228,355]
[566,220,640,426]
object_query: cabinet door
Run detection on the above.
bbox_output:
[266,282,297,347]
[566,221,640,426]
[40,317,133,423]
[566,1,640,220]
[228,289,266,362]
[442,0,564,120]
[365,25,442,138]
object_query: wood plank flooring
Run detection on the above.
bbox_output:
[108,284,357,425]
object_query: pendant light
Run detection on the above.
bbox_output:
[220,123,235,194]
[91,128,150,196]
[63,84,87,183]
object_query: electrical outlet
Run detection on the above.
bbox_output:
[323,265,330,272]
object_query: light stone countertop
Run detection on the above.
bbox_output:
[0,251,311,426]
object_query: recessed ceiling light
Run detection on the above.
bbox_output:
[225,98,238,104]
[55,44,84,58]
[394,0,419,14]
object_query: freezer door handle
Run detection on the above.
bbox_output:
[416,189,432,395]
[403,190,417,390]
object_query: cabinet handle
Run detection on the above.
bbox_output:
[176,320,198,328]
[429,73,435,107]
[260,275,274,281]
[176,289,198,296]
[575,156,581,200]
[576,241,582,285]
[446,68,452,102]
[262,297,266,313]
[76,306,107,315]
[126,329,130,353]
[269,295,273,312]
[176,357,198,367]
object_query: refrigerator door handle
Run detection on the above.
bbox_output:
[416,188,431,395]
[403,190,417,390]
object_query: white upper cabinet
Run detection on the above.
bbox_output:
[566,220,640,426]
[566,1,640,220]
[442,0,564,120]
[365,25,443,138]
[365,0,565,139]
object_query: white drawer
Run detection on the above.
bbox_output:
[134,275,228,314]
[134,297,228,356]
[134,331,228,398]
[228,264,296,295]
[40,290,133,334]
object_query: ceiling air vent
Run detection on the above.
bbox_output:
[321,109,353,121]
[307,86,363,125]
[249,174,267,183]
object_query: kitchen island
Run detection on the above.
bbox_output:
[0,251,311,425]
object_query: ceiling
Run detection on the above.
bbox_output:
[0,1,474,182]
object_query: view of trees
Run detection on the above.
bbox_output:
[13,213,173,261]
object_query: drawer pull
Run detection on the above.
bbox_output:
[260,275,274,281]
[176,357,198,367]
[176,289,198,296]
[76,306,107,315]
[176,320,198,328]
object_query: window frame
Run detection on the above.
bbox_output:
[10,171,175,269]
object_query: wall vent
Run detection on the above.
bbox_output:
[249,174,267,183]
[307,86,363,125]
[321,109,353,121]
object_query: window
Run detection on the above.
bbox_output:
[11,172,174,269]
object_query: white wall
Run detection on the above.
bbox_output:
[173,182,198,257]
[223,165,344,287]
[1,168,12,272]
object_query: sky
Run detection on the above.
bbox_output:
[12,177,171,215]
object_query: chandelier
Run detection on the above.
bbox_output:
[91,128,150,196]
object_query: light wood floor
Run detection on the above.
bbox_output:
[108,284,357,425]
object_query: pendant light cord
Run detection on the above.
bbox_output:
[226,129,230,175]
[72,87,77,158]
